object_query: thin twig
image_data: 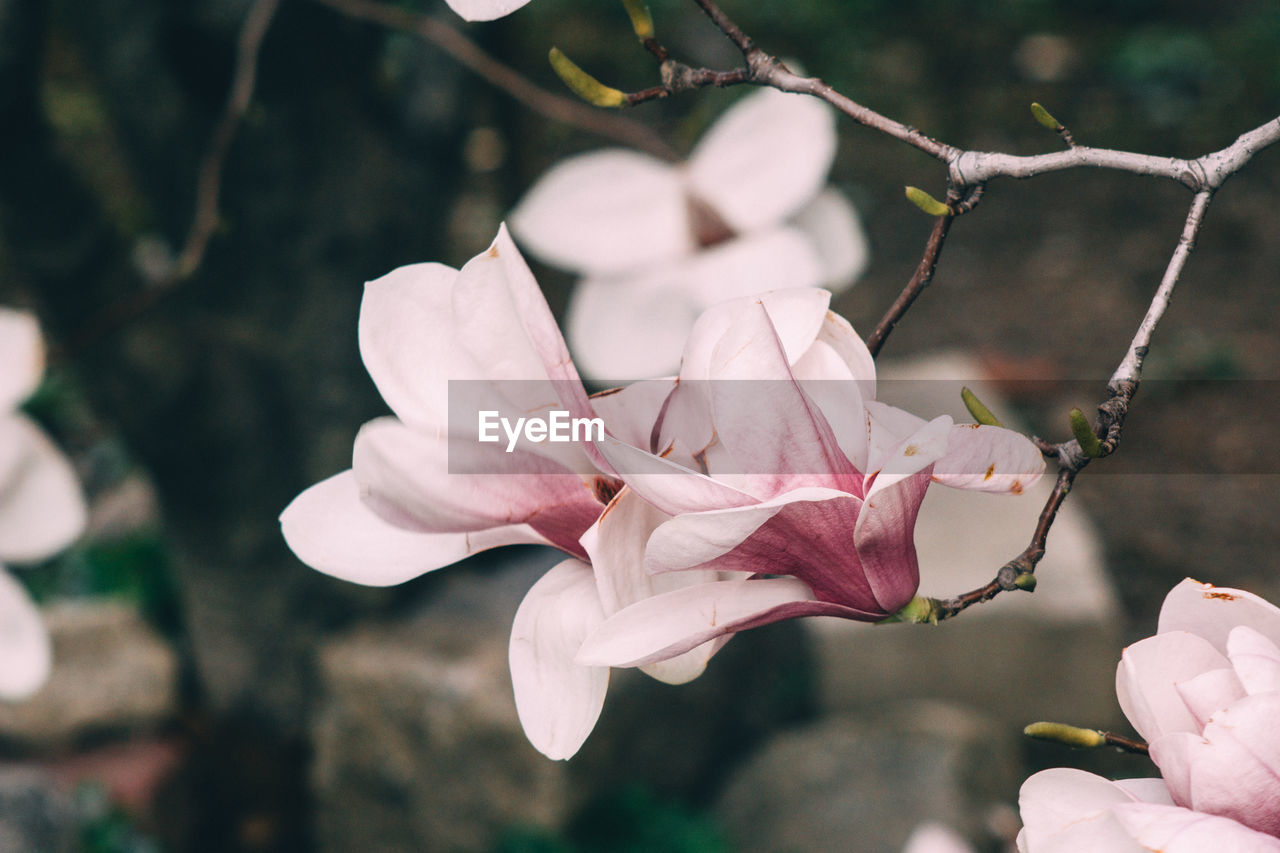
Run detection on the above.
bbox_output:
[1104,732,1150,755]
[865,212,955,358]
[312,0,676,160]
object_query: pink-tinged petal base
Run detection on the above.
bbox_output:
[577,577,876,669]
[280,471,546,586]
[509,559,608,760]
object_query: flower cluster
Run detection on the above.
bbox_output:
[1017,578,1280,851]
[511,86,868,380]
[281,229,1044,758]
[0,309,88,700]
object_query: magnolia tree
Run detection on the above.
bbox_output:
[277,0,1280,845]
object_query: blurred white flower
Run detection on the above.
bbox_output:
[511,87,869,380]
[443,0,530,22]
[0,308,88,700]
[902,822,974,853]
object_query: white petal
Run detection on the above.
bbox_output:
[1113,803,1280,852]
[1158,578,1280,656]
[510,150,691,276]
[1115,631,1229,743]
[580,488,721,684]
[0,309,44,412]
[280,470,545,586]
[566,274,701,382]
[0,414,87,563]
[587,379,674,453]
[1228,624,1280,695]
[443,0,531,21]
[1017,768,1152,853]
[0,567,50,701]
[791,189,871,291]
[359,262,473,428]
[931,424,1045,494]
[902,823,974,853]
[509,558,609,760]
[687,88,836,232]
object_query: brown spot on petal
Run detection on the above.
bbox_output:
[983,464,995,481]
[590,386,624,399]
[1010,480,1023,495]
[487,245,499,258]
[903,444,920,457]
[590,475,623,505]
[1205,591,1239,601]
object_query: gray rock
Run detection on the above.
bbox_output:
[714,705,1020,853]
[811,353,1125,730]
[0,600,178,748]
[0,765,79,852]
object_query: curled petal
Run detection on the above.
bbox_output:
[1113,803,1280,852]
[510,150,691,277]
[280,471,545,586]
[0,415,87,564]
[0,568,51,701]
[0,309,43,412]
[1157,578,1280,656]
[1116,631,1230,743]
[576,576,869,668]
[509,559,609,760]
[687,88,837,232]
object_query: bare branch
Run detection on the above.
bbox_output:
[312,0,676,160]
[865,212,956,358]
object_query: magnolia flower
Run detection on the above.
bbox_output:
[576,290,1045,671]
[1016,578,1280,851]
[444,0,530,22]
[0,309,88,700]
[511,87,869,380]
[281,227,700,758]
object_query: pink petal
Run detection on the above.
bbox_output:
[0,309,43,412]
[864,400,930,477]
[854,467,930,613]
[1116,631,1230,742]
[588,380,674,454]
[1113,803,1280,852]
[580,488,722,685]
[931,424,1045,495]
[0,415,87,564]
[679,288,832,383]
[1158,578,1280,656]
[790,189,871,291]
[595,435,757,516]
[280,471,545,586]
[0,567,51,700]
[576,576,867,668]
[687,88,836,232]
[865,415,951,498]
[1174,667,1245,729]
[352,417,599,558]
[1017,768,1154,853]
[510,150,690,277]
[1228,624,1280,695]
[509,559,609,760]
[443,0,531,21]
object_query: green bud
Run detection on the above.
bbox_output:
[622,0,654,39]
[904,186,951,217]
[961,386,1003,427]
[1030,102,1060,131]
[1068,407,1104,458]
[879,595,939,625]
[548,48,626,108]
[1013,571,1037,591]
[1024,721,1106,748]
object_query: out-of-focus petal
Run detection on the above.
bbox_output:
[0,309,44,412]
[580,488,721,685]
[509,558,609,760]
[576,576,867,668]
[1228,625,1280,695]
[0,415,88,564]
[1157,578,1280,655]
[352,417,598,557]
[359,262,473,428]
[0,567,51,701]
[931,424,1045,494]
[1017,768,1152,853]
[1116,631,1229,743]
[791,189,871,291]
[1113,803,1280,852]
[443,0,532,22]
[687,88,836,232]
[280,470,546,586]
[1152,692,1280,837]
[901,823,974,853]
[510,150,691,276]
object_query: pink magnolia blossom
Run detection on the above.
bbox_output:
[576,290,1045,671]
[510,87,869,379]
[1016,578,1280,850]
[0,309,88,700]
[280,227,703,758]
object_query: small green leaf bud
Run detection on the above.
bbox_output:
[961,387,1003,427]
[904,186,952,217]
[1068,407,1104,458]
[622,0,654,40]
[549,48,626,108]
[1024,722,1107,748]
[1030,102,1060,131]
